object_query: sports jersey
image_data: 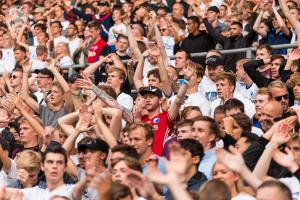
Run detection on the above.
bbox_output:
[87,39,108,63]
[141,111,174,156]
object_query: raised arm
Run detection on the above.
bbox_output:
[48,60,74,112]
[72,176,88,200]
[133,52,146,91]
[110,53,127,74]
[94,107,118,148]
[16,23,30,50]
[168,63,194,121]
[83,56,106,77]
[272,1,290,36]
[123,15,142,60]
[253,10,268,37]
[21,61,39,113]
[279,0,300,32]
[0,142,11,173]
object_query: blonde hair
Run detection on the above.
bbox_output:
[16,150,42,170]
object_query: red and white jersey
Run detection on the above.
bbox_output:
[87,39,108,63]
[142,111,174,156]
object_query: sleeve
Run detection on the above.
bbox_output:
[293,167,300,181]
[243,59,271,88]
[71,8,94,21]
[203,18,227,45]
[222,134,237,150]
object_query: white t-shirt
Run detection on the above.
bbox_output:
[67,37,81,57]
[108,23,127,45]
[54,36,68,48]
[236,81,258,104]
[198,76,217,103]
[162,36,175,57]
[231,193,255,200]
[280,176,300,200]
[0,48,16,73]
[31,59,48,71]
[169,92,211,116]
[0,159,17,187]
[22,184,74,200]
[58,56,74,68]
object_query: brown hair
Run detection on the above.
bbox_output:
[127,122,154,140]
[215,72,237,87]
[111,157,142,172]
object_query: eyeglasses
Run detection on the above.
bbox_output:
[105,62,113,65]
[274,94,289,101]
[10,75,20,79]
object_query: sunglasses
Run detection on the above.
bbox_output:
[105,62,113,65]
[160,28,168,32]
[10,75,19,79]
[274,94,289,101]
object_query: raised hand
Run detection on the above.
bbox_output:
[90,172,112,199]
[272,147,299,172]
[17,169,31,187]
[148,44,161,57]
[270,123,291,146]
[183,61,196,80]
[215,146,245,173]
[43,126,55,146]
[288,48,300,61]
[121,14,130,25]
[75,113,93,133]
[21,58,32,73]
[75,73,93,90]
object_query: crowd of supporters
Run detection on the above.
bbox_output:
[0,0,299,199]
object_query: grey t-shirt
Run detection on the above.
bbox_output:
[39,104,69,128]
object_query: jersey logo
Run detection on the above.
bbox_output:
[153,117,160,124]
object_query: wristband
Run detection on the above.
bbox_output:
[182,79,190,86]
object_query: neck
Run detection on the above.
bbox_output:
[192,30,200,36]
[187,85,198,95]
[148,107,161,119]
[230,184,239,197]
[51,101,65,111]
[185,166,197,182]
[23,139,38,148]
[116,50,127,56]
[47,179,64,192]
[68,35,76,40]
[13,86,22,93]
[242,76,253,86]
[114,87,121,96]
[53,33,61,38]
[140,149,153,166]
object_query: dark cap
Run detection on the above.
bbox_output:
[207,6,220,13]
[139,86,162,97]
[68,72,82,83]
[78,139,109,154]
[34,68,54,80]
[98,0,109,6]
[206,55,224,68]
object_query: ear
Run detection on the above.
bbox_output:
[158,97,164,105]
[192,155,200,166]
[230,85,235,93]
[100,152,107,160]
[208,133,216,143]
[146,138,153,147]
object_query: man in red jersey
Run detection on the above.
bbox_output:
[134,64,194,155]
[87,21,110,64]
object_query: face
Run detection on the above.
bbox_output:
[293,83,300,100]
[75,20,85,32]
[66,24,77,37]
[212,162,239,189]
[219,6,226,18]
[129,127,152,156]
[187,19,198,34]
[110,152,125,164]
[235,137,250,154]
[143,93,161,112]
[98,4,108,14]
[51,23,62,35]
[255,94,270,114]
[272,17,279,29]
[37,32,48,44]
[37,73,52,89]
[107,71,123,88]
[172,4,183,16]
[270,87,289,113]
[175,52,188,69]
[77,150,87,168]
[112,10,122,22]
[207,11,218,22]
[54,6,64,18]
[89,27,100,39]
[14,50,26,62]
[207,66,224,81]
[10,71,23,87]
[116,38,129,52]
[287,140,300,166]
[49,85,64,105]
[259,103,281,124]
[148,74,160,88]
[216,79,234,99]
[290,9,300,21]
[120,131,130,145]
[192,120,214,151]
[42,153,66,184]
[256,48,271,60]
[229,24,242,37]
[19,121,37,145]
[231,119,243,140]
[235,65,246,81]
[271,58,282,79]
[214,113,225,130]
[185,109,202,120]
[111,160,130,184]
[256,187,289,200]
[177,125,193,140]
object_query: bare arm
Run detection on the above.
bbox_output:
[133,55,146,91]
[124,15,142,60]
[110,53,127,75]
[83,57,105,77]
[272,3,290,36]
[0,144,11,173]
[72,176,88,200]
[279,0,300,31]
[253,10,268,37]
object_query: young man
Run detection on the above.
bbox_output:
[4,144,87,199]
[210,72,255,119]
[9,68,23,94]
[135,65,193,156]
[65,23,82,57]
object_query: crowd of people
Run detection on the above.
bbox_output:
[0,0,299,199]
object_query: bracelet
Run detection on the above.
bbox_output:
[182,79,190,86]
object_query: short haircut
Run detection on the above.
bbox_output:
[107,67,127,83]
[180,106,202,119]
[223,98,245,113]
[215,72,237,87]
[231,21,243,29]
[111,182,133,200]
[231,113,252,132]
[257,181,292,200]
[116,35,128,42]
[207,49,222,57]
[195,63,205,78]
[14,45,26,53]
[179,139,204,167]
[257,44,272,55]
[88,21,101,31]
[193,116,221,137]
[16,150,41,170]
[199,180,231,200]
[176,49,191,60]
[111,157,142,172]
[176,119,193,129]
[68,23,78,32]
[268,80,287,90]
[34,24,47,32]
[257,87,272,97]
[36,45,48,56]
[214,105,225,116]
[51,21,63,29]
[271,55,285,62]
[187,16,200,24]
[127,122,154,140]
[98,84,117,100]
[240,132,259,144]
[111,144,139,160]
[147,68,161,82]
[42,142,68,165]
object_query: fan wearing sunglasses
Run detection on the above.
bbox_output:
[9,68,23,94]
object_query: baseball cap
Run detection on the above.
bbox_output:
[78,139,109,154]
[68,72,82,83]
[139,86,163,97]
[206,55,224,68]
[98,0,109,6]
[207,6,220,13]
[34,68,54,80]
